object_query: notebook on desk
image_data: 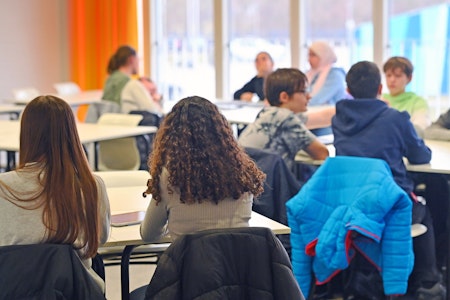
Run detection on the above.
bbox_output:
[111,211,146,227]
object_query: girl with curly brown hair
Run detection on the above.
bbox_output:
[140,96,266,242]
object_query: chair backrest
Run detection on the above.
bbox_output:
[143,227,304,299]
[12,87,40,102]
[53,81,82,95]
[93,170,149,187]
[0,244,104,299]
[129,110,163,170]
[85,101,122,123]
[97,113,143,171]
[245,147,302,255]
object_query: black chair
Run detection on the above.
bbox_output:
[0,243,105,299]
[129,110,162,170]
[130,227,304,300]
[245,147,302,255]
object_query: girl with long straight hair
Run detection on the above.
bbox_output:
[0,95,110,291]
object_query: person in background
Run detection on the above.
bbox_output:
[140,96,266,242]
[399,59,450,279]
[0,95,110,292]
[332,61,445,299]
[382,56,431,135]
[306,41,347,107]
[139,76,163,103]
[425,108,450,140]
[233,51,274,101]
[306,41,347,136]
[238,68,329,171]
[102,45,163,115]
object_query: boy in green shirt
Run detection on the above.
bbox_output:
[382,56,430,135]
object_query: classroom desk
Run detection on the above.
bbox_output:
[161,99,264,126]
[104,185,291,300]
[219,105,262,125]
[0,104,24,119]
[56,89,103,106]
[0,120,157,170]
[295,139,450,174]
[10,89,102,107]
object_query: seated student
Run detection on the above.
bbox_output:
[233,51,274,101]
[425,108,450,140]
[0,95,111,292]
[139,76,163,103]
[423,109,450,267]
[305,41,347,136]
[140,96,266,242]
[382,56,431,135]
[238,68,329,171]
[102,45,163,115]
[306,40,347,107]
[332,61,445,299]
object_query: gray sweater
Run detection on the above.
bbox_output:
[0,164,111,291]
[140,167,253,242]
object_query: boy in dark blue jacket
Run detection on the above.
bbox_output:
[332,61,445,299]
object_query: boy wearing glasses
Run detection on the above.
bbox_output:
[238,68,329,170]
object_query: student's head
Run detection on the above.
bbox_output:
[255,51,274,77]
[107,45,138,75]
[18,95,100,259]
[20,95,83,166]
[264,68,309,113]
[308,41,337,69]
[147,96,265,204]
[383,56,414,96]
[346,61,381,99]
[139,77,160,100]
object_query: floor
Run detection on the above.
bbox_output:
[104,262,156,300]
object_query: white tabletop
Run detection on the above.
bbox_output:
[0,120,157,169]
[295,139,450,175]
[105,185,291,247]
[56,89,103,106]
[164,100,263,126]
[11,90,102,106]
[0,120,157,151]
[220,106,262,125]
[0,105,25,115]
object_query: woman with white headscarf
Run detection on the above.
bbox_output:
[306,41,347,106]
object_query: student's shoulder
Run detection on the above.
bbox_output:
[385,106,411,119]
[260,106,297,122]
[329,67,346,76]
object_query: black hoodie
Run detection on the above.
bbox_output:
[332,99,431,193]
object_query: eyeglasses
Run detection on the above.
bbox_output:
[296,89,308,95]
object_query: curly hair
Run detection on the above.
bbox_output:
[146,96,266,204]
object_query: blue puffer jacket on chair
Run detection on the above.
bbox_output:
[286,156,414,298]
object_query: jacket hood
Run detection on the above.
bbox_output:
[333,99,389,135]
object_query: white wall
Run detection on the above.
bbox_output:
[0,0,69,101]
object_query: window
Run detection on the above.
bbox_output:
[152,0,214,101]
[304,0,372,71]
[228,0,290,100]
[387,0,450,117]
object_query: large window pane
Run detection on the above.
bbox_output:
[154,0,214,101]
[229,0,290,100]
[388,0,450,117]
[304,0,372,71]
